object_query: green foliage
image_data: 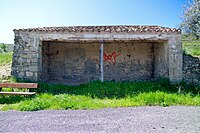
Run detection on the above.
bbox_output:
[0,52,12,65]
[2,92,200,111]
[0,76,18,83]
[36,79,200,98]
[0,43,8,53]
[0,95,28,104]
[1,80,200,111]
[18,94,51,111]
[182,35,200,56]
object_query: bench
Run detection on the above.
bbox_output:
[0,83,38,95]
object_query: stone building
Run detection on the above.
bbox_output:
[12,25,182,85]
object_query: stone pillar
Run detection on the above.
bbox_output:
[12,31,25,78]
[12,32,41,81]
[27,36,40,81]
[37,39,43,81]
[168,35,183,83]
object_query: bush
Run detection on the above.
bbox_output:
[0,52,12,65]
[0,43,8,53]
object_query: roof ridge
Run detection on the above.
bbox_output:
[13,25,181,33]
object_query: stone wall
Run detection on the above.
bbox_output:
[12,34,40,81]
[183,55,200,86]
[42,42,156,84]
[103,42,154,81]
[42,42,100,84]
[153,42,169,79]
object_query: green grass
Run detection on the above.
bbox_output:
[182,36,200,56]
[1,80,200,111]
[0,76,17,83]
[0,52,12,65]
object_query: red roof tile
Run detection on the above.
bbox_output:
[14,25,181,34]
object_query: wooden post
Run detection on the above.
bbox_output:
[100,43,104,82]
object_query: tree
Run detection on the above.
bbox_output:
[0,43,8,53]
[180,0,200,39]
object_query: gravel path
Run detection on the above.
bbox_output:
[0,106,200,133]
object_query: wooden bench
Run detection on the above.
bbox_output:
[0,83,38,95]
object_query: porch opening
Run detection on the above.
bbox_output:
[41,41,168,85]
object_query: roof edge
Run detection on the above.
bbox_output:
[13,25,181,34]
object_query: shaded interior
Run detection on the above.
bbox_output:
[42,41,168,85]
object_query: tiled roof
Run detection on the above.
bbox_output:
[14,25,181,33]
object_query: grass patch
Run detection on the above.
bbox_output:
[0,52,12,65]
[182,36,200,56]
[2,92,200,111]
[35,80,200,98]
[1,80,200,111]
[0,76,17,83]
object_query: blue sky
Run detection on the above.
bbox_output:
[0,0,186,43]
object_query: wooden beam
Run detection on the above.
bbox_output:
[0,92,36,95]
[100,43,104,82]
[0,83,38,88]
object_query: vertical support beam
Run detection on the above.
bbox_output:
[151,43,155,79]
[38,39,43,81]
[100,43,104,82]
